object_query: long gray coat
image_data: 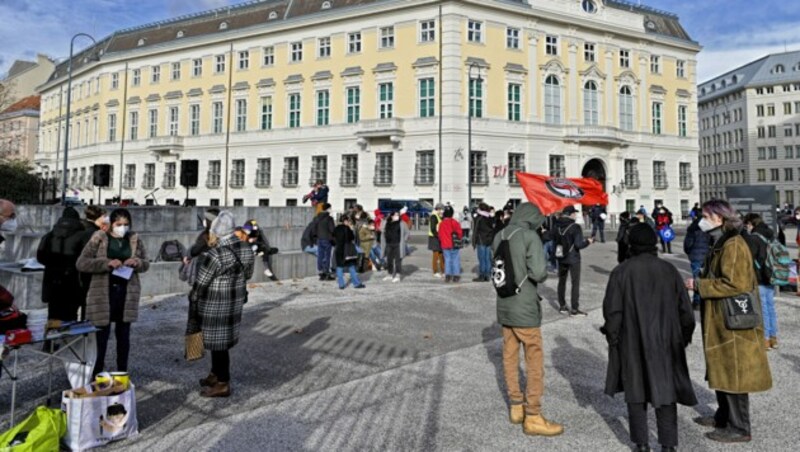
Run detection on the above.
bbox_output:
[189,235,255,351]
[76,231,150,327]
[379,219,410,259]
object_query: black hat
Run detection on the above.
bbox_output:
[628,223,658,255]
[562,206,578,215]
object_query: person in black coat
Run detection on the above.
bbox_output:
[615,211,631,263]
[554,206,593,315]
[601,223,697,452]
[37,207,86,322]
[471,203,495,282]
[333,216,365,290]
[683,216,710,308]
[589,203,607,242]
[315,203,336,281]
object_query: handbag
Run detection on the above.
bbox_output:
[185,332,205,361]
[707,268,761,331]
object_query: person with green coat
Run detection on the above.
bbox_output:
[491,202,563,437]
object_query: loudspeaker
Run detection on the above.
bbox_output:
[180,160,199,187]
[93,164,111,187]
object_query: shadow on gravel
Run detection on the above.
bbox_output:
[538,285,560,312]
[779,352,800,374]
[481,324,507,404]
[589,265,612,276]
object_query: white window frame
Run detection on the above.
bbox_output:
[171,62,181,81]
[678,105,688,137]
[192,58,203,77]
[348,32,362,54]
[190,104,200,136]
[168,106,179,136]
[380,27,395,49]
[650,55,660,74]
[148,109,158,138]
[544,75,561,125]
[676,60,686,78]
[584,43,595,62]
[507,83,521,121]
[129,111,138,140]
[256,158,271,188]
[235,98,247,132]
[215,55,226,73]
[132,69,141,86]
[318,37,331,58]
[583,81,599,125]
[238,50,249,70]
[379,82,394,119]
[506,27,520,49]
[419,78,435,117]
[108,113,117,141]
[620,49,630,68]
[260,96,273,130]
[317,90,330,126]
[347,86,361,123]
[419,20,436,43]
[263,46,274,66]
[151,65,161,84]
[619,86,634,131]
[545,35,558,56]
[467,20,483,43]
[291,42,303,62]
[288,93,301,128]
[212,101,224,134]
[415,151,435,185]
[651,102,663,135]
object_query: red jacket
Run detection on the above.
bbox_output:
[374,209,383,231]
[438,218,463,250]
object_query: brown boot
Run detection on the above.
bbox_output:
[199,373,218,387]
[509,404,525,425]
[765,339,771,351]
[769,337,778,349]
[200,382,231,397]
[523,414,564,436]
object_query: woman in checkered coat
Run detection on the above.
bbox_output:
[190,211,255,397]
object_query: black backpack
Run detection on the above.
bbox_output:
[554,224,575,259]
[492,227,524,298]
[158,240,186,262]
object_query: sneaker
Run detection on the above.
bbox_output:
[570,309,588,317]
[433,273,442,279]
[354,284,366,289]
[383,275,393,282]
[558,307,569,315]
[769,336,778,349]
[693,416,719,428]
[264,269,273,277]
[392,276,400,283]
[705,429,751,443]
[325,274,337,281]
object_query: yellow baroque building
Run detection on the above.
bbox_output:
[36,0,700,214]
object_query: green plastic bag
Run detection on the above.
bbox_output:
[0,407,66,452]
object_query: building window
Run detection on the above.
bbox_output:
[235,99,247,132]
[419,78,435,117]
[108,113,117,142]
[169,106,179,136]
[619,86,634,131]
[143,163,155,189]
[507,27,520,49]
[544,75,561,125]
[771,168,779,181]
[263,46,274,66]
[163,162,176,189]
[650,55,660,74]
[190,104,200,136]
[111,73,119,89]
[420,20,436,42]
[678,105,688,137]
[288,93,301,128]
[508,83,521,121]
[127,111,138,141]
[545,35,558,55]
[583,81,599,125]
[653,161,667,189]
[256,158,271,187]
[283,157,299,187]
[508,153,525,185]
[467,20,483,43]
[132,69,141,86]
[212,102,224,134]
[549,155,565,178]
[785,168,793,181]
[470,151,488,185]
[207,160,221,188]
[193,58,203,77]
[260,96,272,130]
[757,169,765,182]
[379,83,394,119]
[757,126,766,138]
[237,51,249,70]
[171,62,181,80]
[415,150,435,185]
[784,102,792,115]
[582,0,598,13]
[380,27,395,49]
[651,102,662,135]
[786,146,794,159]
[584,43,595,62]
[769,146,777,159]
[316,90,330,126]
[318,37,331,58]
[148,109,158,138]
[348,32,362,53]
[230,159,245,188]
[291,42,303,62]
[679,162,692,190]
[756,105,764,117]
[311,156,327,185]
[757,147,766,160]
[768,125,777,137]
[619,49,630,68]
[347,87,361,123]
[215,54,225,73]
[148,66,159,84]
[767,104,775,116]
[624,159,640,188]
[124,164,136,189]
[375,153,393,186]
[469,77,483,118]
[341,154,358,186]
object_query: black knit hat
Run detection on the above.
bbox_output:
[628,223,658,255]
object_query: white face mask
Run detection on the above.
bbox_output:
[392,215,400,221]
[0,218,18,233]
[698,218,716,232]
[796,215,800,220]
[112,225,129,237]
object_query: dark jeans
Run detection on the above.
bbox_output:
[47,296,81,322]
[211,350,230,383]
[94,278,130,376]
[591,221,605,242]
[385,244,402,276]
[690,260,703,305]
[659,236,672,253]
[557,262,581,310]
[628,402,678,447]
[714,391,751,436]
[317,239,333,274]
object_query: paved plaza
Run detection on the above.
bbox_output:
[1,232,799,451]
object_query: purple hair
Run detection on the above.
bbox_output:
[702,199,742,232]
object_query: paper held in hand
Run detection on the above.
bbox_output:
[111,266,134,280]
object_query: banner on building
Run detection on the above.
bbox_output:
[516,172,609,215]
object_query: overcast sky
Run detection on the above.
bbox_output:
[1,0,799,83]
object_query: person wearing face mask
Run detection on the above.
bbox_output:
[683,214,710,309]
[188,208,220,261]
[380,211,410,283]
[333,216,365,289]
[438,206,464,283]
[741,214,780,350]
[77,206,109,320]
[428,204,445,278]
[654,206,674,254]
[76,208,150,377]
[684,200,772,444]
[37,207,86,323]
[357,218,377,271]
[0,199,18,246]
[554,206,594,316]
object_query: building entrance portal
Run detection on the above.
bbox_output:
[581,158,607,192]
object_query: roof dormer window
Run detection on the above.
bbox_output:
[268,11,278,20]
[137,38,145,47]
[176,30,185,38]
[219,21,228,31]
[321,1,332,9]
[774,64,785,74]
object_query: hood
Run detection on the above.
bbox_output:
[555,216,576,228]
[508,203,544,230]
[752,223,775,241]
[53,214,84,239]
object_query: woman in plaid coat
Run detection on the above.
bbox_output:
[190,211,254,397]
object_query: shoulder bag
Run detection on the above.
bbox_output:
[707,267,761,331]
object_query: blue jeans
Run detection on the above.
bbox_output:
[317,240,333,274]
[369,245,383,268]
[336,265,362,288]
[477,245,492,278]
[759,285,778,338]
[544,240,557,270]
[443,248,461,276]
[690,260,703,306]
[304,245,318,256]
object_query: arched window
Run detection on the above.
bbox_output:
[732,75,738,83]
[583,80,599,125]
[774,64,784,73]
[176,30,185,38]
[219,21,228,30]
[137,38,145,47]
[544,75,561,125]
[619,86,634,131]
[268,11,278,19]
[321,1,332,9]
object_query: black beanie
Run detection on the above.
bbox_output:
[443,206,454,218]
[628,223,658,255]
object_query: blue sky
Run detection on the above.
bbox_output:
[1,0,799,83]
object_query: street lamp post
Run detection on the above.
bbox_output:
[467,63,482,209]
[711,102,730,201]
[61,33,97,205]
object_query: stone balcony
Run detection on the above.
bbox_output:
[563,125,630,147]
[148,135,184,158]
[355,118,405,139]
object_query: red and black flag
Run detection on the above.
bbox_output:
[516,172,608,215]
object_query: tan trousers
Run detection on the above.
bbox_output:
[432,251,445,274]
[315,203,324,215]
[502,326,544,415]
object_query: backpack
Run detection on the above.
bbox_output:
[755,234,792,286]
[451,233,464,250]
[0,306,27,334]
[492,228,525,298]
[158,240,186,262]
[554,224,575,259]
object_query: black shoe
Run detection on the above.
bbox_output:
[269,275,279,282]
[661,447,676,452]
[705,428,751,443]
[693,416,717,428]
[445,275,452,283]
[558,306,569,315]
[570,309,588,316]
[635,445,651,452]
[453,276,461,283]
[319,274,327,281]
[325,274,337,281]
[354,284,366,289]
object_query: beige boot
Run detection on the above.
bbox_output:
[523,414,564,437]
[509,404,525,424]
[769,336,778,349]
